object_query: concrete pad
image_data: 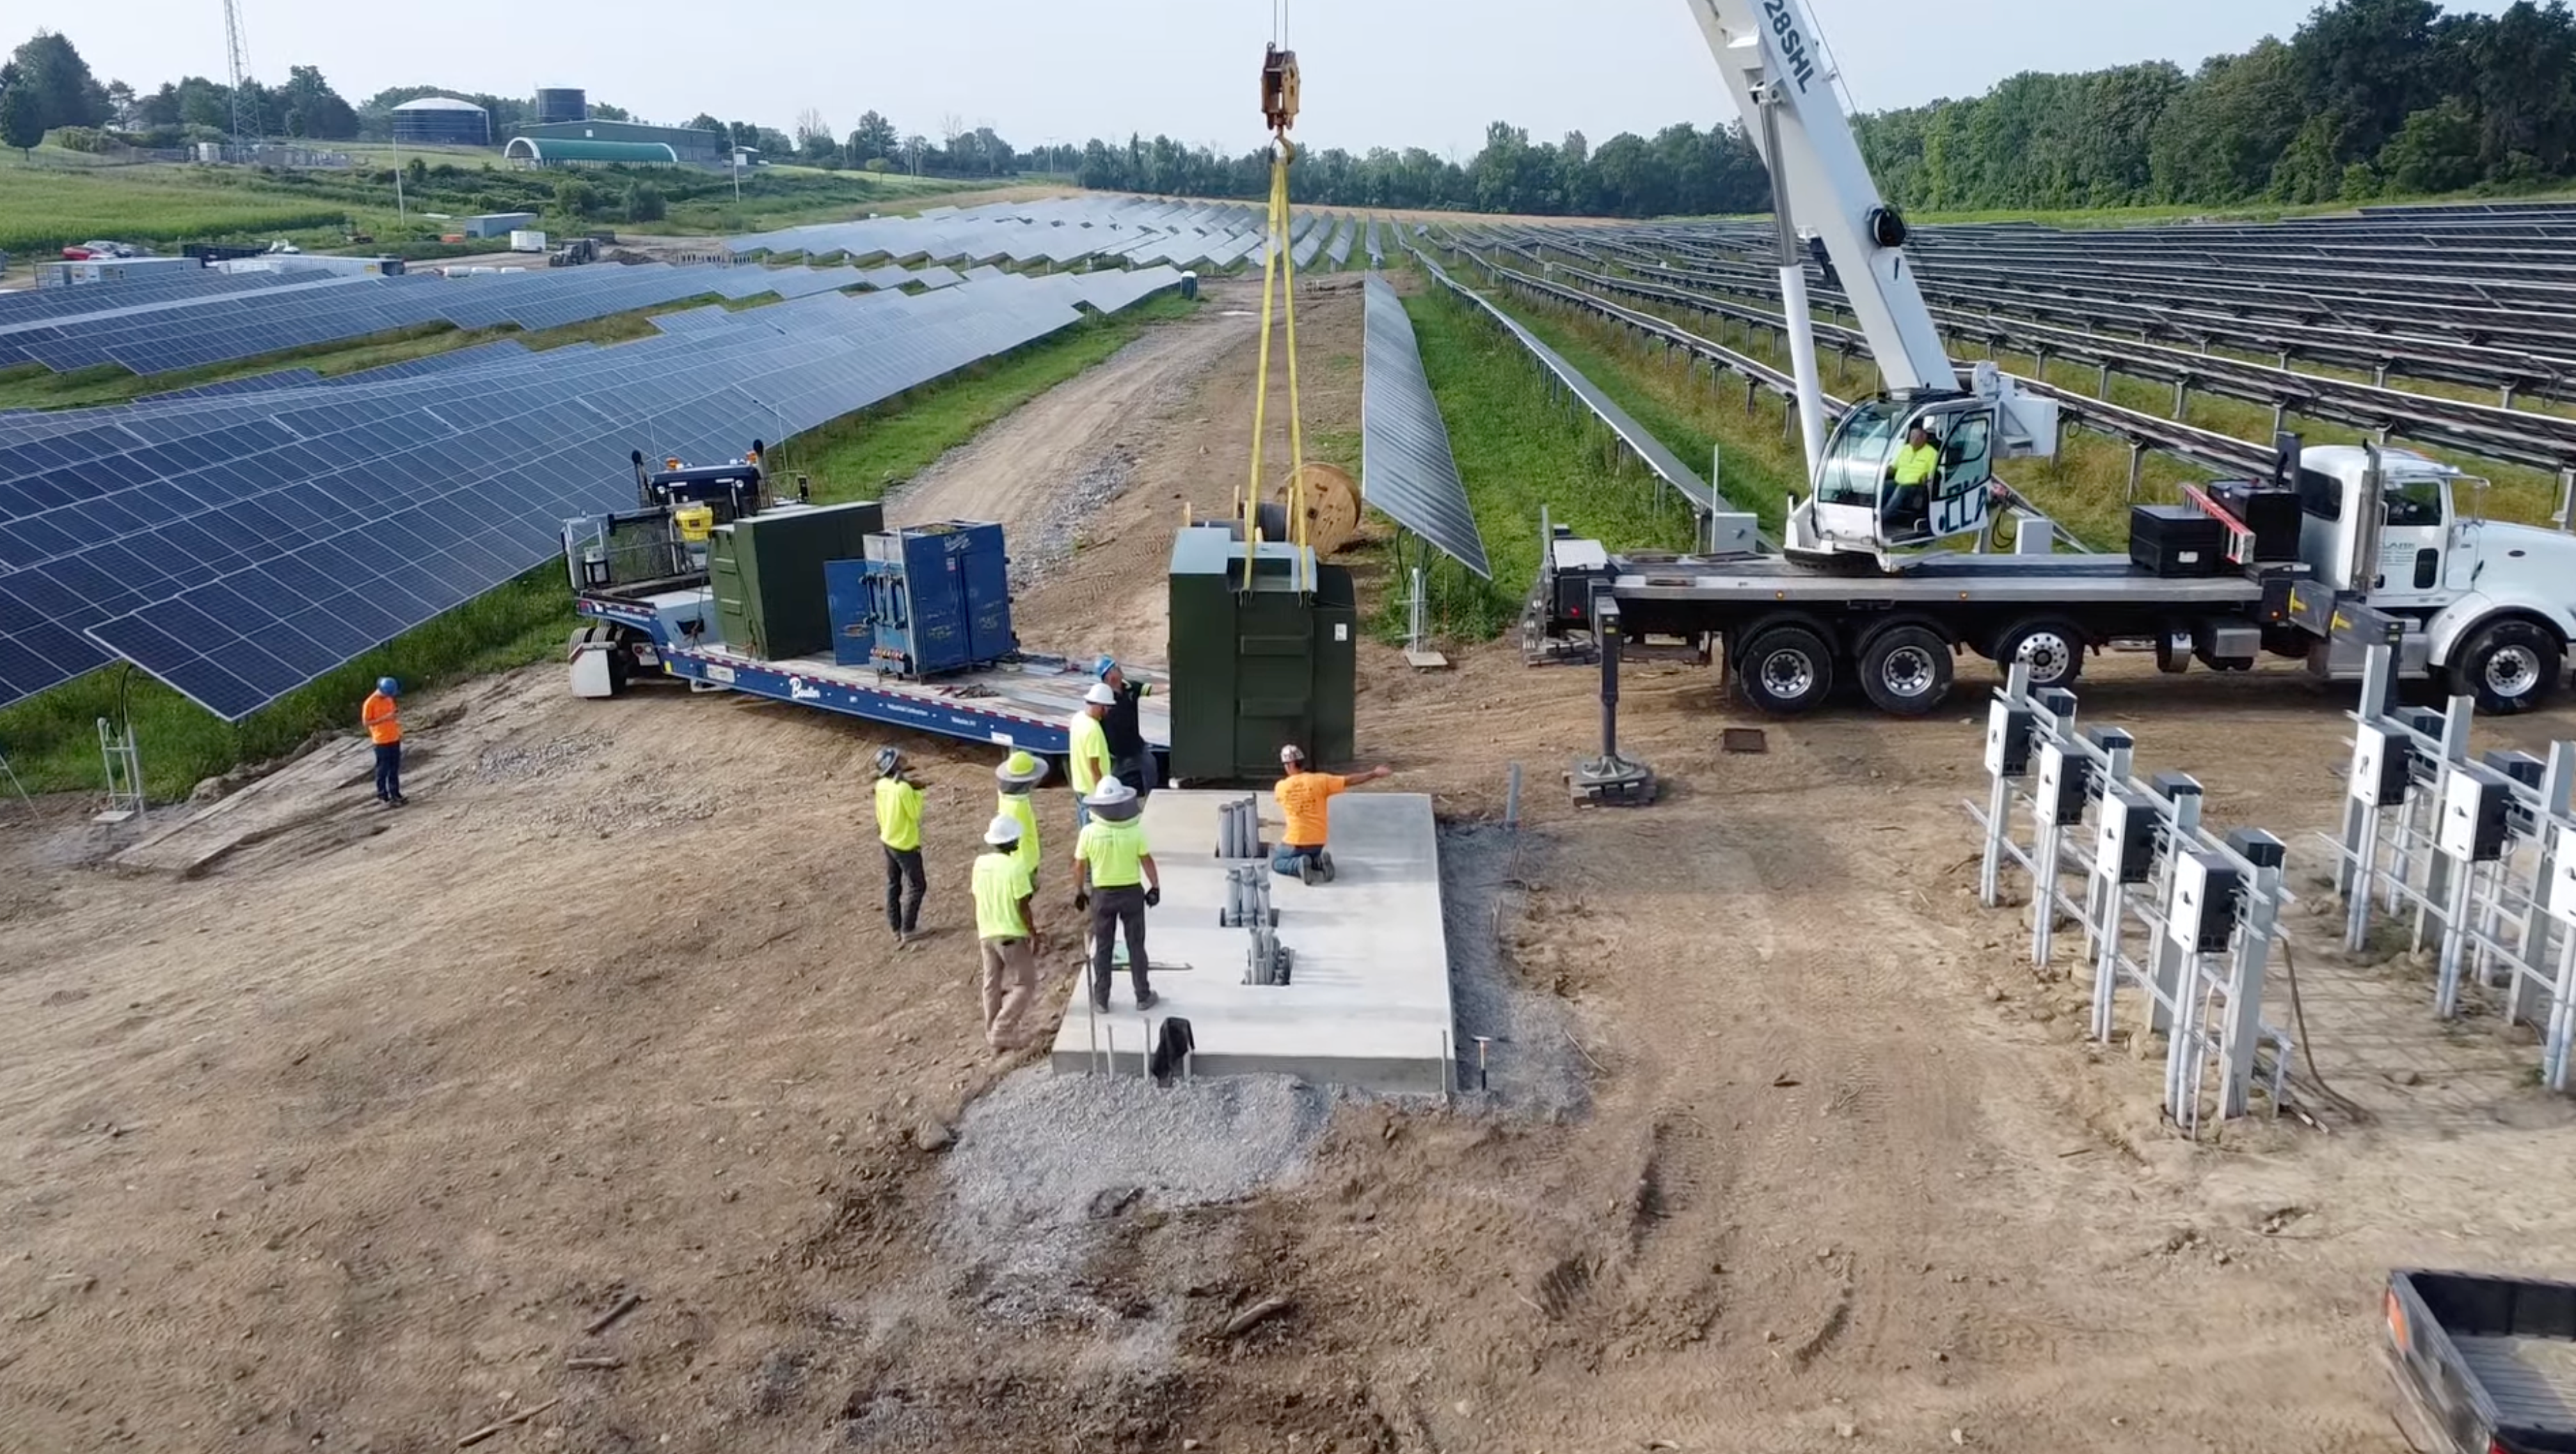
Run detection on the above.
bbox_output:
[1048,789,1452,1094]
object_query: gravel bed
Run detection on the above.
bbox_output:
[936,1070,1328,1325]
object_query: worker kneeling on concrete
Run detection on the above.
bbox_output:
[1072,777,1159,1013]
[973,813,1044,1052]
[995,749,1047,891]
[1273,744,1393,885]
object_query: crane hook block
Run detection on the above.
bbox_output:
[1866,205,1909,250]
[1261,44,1301,132]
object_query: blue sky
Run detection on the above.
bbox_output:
[61,0,2525,156]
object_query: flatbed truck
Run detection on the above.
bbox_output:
[561,450,1168,768]
[2388,1269,2576,1453]
[1532,441,2576,718]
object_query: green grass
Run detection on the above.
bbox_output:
[0,290,1202,801]
[768,291,1199,496]
[0,154,351,254]
[1394,280,1699,640]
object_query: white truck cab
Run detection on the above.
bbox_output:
[2298,443,2576,712]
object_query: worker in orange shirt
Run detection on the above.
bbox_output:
[362,677,407,807]
[1271,743,1391,885]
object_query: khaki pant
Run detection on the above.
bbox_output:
[980,935,1038,1050]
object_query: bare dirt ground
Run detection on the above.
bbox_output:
[6,276,2576,1454]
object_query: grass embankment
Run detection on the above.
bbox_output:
[1394,280,1699,640]
[0,291,1203,801]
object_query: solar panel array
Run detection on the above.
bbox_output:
[0,261,960,381]
[1449,204,2576,477]
[0,265,1187,718]
[732,194,1390,277]
[1360,275,1490,579]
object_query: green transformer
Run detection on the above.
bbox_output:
[1167,526,1356,783]
[710,500,885,659]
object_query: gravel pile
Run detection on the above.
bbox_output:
[1010,443,1137,592]
[937,1070,1328,1325]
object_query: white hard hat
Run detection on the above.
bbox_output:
[1084,681,1117,706]
[1280,743,1304,763]
[1082,775,1136,808]
[984,813,1023,846]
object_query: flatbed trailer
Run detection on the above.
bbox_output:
[1532,441,2576,719]
[2388,1269,2576,1453]
[571,585,1170,767]
[1534,530,2312,716]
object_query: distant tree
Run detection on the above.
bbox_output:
[588,101,629,121]
[2379,96,2484,193]
[848,109,898,164]
[0,82,41,156]
[795,106,838,165]
[405,155,427,189]
[684,111,722,136]
[9,31,109,131]
[283,65,358,140]
[104,78,134,125]
[727,120,758,149]
[555,176,597,216]
[623,180,665,221]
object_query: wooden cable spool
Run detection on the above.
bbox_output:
[1278,462,1361,555]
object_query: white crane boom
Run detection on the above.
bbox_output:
[1679,0,2060,560]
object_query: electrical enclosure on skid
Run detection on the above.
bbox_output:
[824,521,1017,677]
[1166,528,1355,782]
[708,501,884,660]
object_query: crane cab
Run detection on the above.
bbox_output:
[1786,365,2060,562]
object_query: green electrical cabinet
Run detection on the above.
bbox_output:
[710,500,885,659]
[1168,526,1357,783]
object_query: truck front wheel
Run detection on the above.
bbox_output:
[1859,624,1955,716]
[1735,624,1836,716]
[2451,619,2563,715]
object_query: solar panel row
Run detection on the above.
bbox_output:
[0,265,1186,718]
[1359,275,1490,580]
[729,194,1365,276]
[0,262,925,380]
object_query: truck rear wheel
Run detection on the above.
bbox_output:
[1992,617,2085,692]
[2451,619,2563,715]
[1735,624,1836,716]
[1859,624,1955,716]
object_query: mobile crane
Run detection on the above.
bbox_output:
[1536,0,2576,732]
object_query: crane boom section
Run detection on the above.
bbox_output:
[1680,0,1955,393]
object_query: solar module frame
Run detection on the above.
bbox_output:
[1359,275,1490,579]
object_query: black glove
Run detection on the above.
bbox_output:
[1145,886,1161,908]
[1074,890,1090,912]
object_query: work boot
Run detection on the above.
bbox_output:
[1316,851,1335,883]
[1136,988,1159,1012]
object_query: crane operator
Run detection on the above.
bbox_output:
[1882,422,1941,537]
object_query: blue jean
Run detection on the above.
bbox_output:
[1273,844,1322,878]
[373,743,402,800]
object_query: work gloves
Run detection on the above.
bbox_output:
[1145,886,1161,908]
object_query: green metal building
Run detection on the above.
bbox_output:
[511,118,726,162]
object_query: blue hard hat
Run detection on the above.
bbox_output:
[377,677,399,696]
[1095,654,1117,679]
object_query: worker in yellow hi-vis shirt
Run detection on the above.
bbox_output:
[1072,777,1159,1013]
[973,813,1042,1052]
[874,746,925,943]
[1883,422,1941,538]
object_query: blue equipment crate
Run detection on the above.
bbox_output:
[826,521,1017,678]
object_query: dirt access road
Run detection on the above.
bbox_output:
[6,276,2576,1453]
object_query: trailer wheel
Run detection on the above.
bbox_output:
[1735,624,1836,716]
[2450,618,2563,715]
[1992,617,2086,691]
[1859,624,1955,716]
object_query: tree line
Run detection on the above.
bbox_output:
[12,0,2573,210]
[1065,0,2576,215]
